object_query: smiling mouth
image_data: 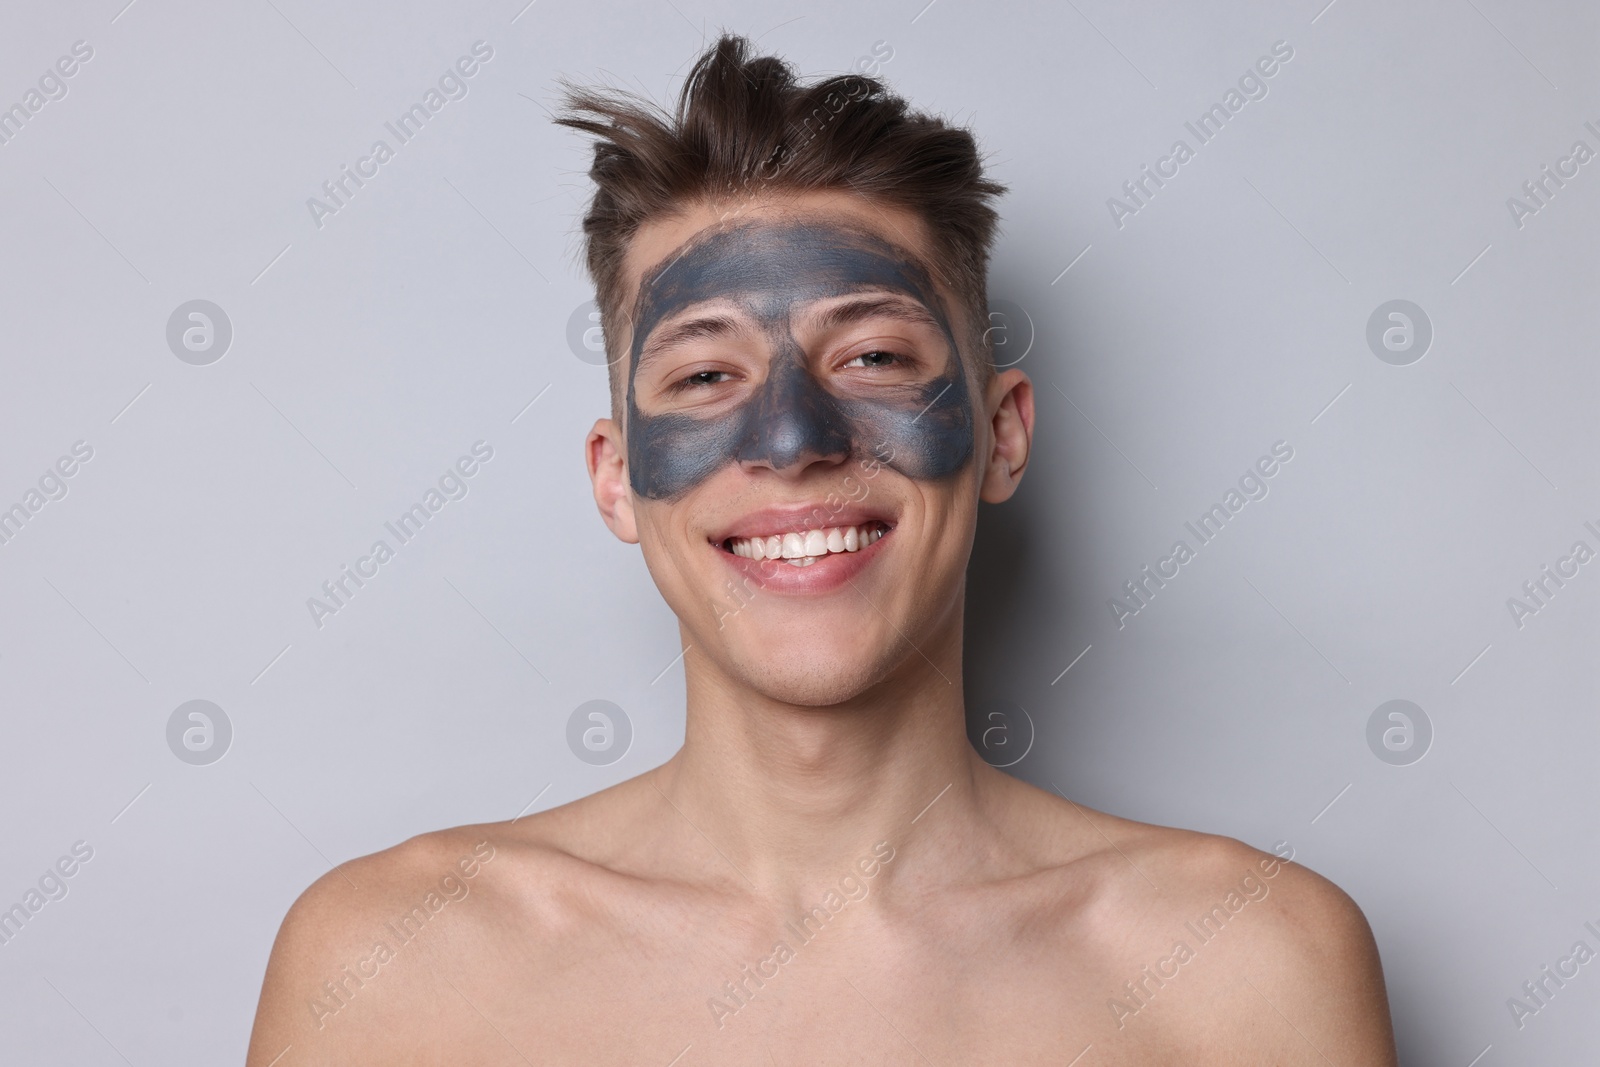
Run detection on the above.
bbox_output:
[721,521,891,567]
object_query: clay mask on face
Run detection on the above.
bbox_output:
[624,219,975,500]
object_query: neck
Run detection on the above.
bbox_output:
[654,612,1001,910]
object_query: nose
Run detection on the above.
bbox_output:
[732,353,852,474]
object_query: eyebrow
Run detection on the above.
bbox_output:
[635,294,944,372]
[636,313,749,371]
[805,294,944,336]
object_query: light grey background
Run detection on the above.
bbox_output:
[0,0,1595,1063]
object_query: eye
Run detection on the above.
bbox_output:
[671,369,732,392]
[843,349,904,369]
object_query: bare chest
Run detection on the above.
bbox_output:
[419,899,1205,1066]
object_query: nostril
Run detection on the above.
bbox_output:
[731,391,853,471]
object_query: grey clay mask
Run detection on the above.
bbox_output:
[624,219,975,500]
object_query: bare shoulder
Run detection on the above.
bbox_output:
[1120,817,1385,981]
[1034,792,1398,1064]
[243,820,583,1066]
[244,773,672,1066]
[984,774,1395,1063]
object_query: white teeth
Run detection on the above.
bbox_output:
[725,523,886,562]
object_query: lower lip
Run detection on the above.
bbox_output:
[713,531,889,595]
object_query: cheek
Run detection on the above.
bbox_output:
[628,361,975,498]
[627,408,744,500]
[843,373,974,481]
[633,504,710,601]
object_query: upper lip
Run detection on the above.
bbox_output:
[709,502,897,544]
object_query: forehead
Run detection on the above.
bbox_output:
[618,192,949,330]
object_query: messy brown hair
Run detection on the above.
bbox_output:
[554,33,1007,407]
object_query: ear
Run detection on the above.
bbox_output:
[586,417,639,543]
[979,368,1034,504]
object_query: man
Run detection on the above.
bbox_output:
[247,35,1398,1065]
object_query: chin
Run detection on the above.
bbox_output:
[747,667,883,708]
[716,639,897,708]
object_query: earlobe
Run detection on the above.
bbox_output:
[978,369,1034,504]
[586,418,640,544]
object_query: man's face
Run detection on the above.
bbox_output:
[595,191,997,705]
